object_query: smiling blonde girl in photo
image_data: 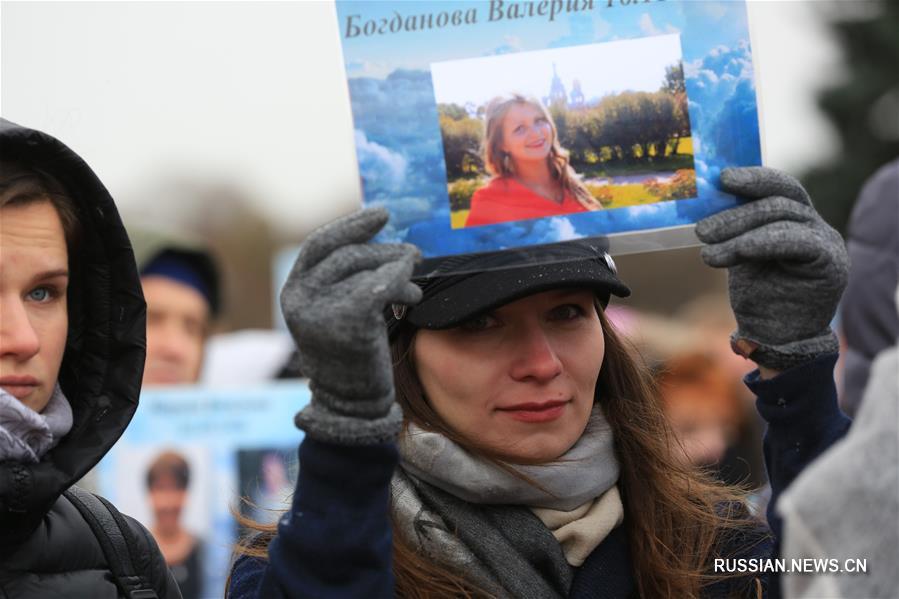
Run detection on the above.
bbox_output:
[465,95,602,227]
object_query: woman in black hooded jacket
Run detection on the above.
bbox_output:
[0,118,181,598]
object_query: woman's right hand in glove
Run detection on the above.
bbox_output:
[280,207,422,444]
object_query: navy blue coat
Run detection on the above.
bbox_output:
[229,354,848,598]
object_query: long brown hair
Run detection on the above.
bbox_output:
[232,305,764,598]
[482,94,601,211]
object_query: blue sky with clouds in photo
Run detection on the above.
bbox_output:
[336,0,762,257]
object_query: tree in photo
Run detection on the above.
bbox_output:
[438,104,484,180]
[660,61,690,156]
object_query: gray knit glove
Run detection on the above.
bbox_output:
[281,207,422,444]
[695,167,849,371]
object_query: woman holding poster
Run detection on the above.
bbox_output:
[465,95,603,228]
[229,168,850,598]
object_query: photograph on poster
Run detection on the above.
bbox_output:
[112,445,212,599]
[336,0,762,260]
[236,447,299,526]
[431,35,696,230]
[97,383,309,598]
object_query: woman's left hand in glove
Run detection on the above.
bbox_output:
[695,166,849,373]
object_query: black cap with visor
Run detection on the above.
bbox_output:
[387,237,631,336]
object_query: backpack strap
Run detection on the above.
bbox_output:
[64,485,160,599]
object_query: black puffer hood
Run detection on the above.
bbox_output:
[0,119,146,544]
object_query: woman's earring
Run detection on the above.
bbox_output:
[503,152,512,174]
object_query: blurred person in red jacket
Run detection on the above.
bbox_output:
[657,352,745,469]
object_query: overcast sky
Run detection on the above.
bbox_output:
[1,1,842,237]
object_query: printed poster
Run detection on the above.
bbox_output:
[336,0,763,259]
[97,383,309,599]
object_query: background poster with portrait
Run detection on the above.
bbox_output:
[96,383,308,599]
[335,0,763,259]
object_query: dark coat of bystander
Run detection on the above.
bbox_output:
[0,119,181,598]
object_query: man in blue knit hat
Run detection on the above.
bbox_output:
[138,243,221,386]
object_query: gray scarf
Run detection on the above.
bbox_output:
[0,384,73,463]
[393,407,619,598]
[399,407,619,511]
